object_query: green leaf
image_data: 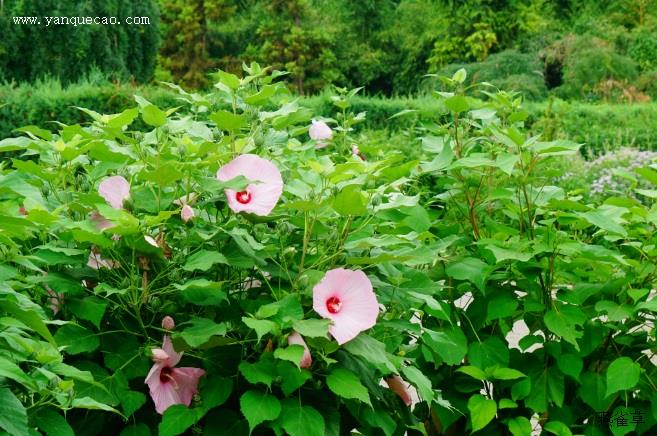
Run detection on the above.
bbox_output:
[183,250,229,272]
[142,104,167,127]
[452,68,467,83]
[239,357,277,388]
[544,421,573,436]
[71,397,121,414]
[491,367,526,380]
[176,279,227,306]
[242,317,276,342]
[179,318,227,348]
[0,388,28,436]
[556,354,582,380]
[544,306,585,350]
[34,408,75,436]
[0,356,37,390]
[445,95,469,113]
[498,399,517,409]
[580,210,627,236]
[277,361,312,396]
[120,391,146,417]
[119,423,151,436]
[578,372,614,412]
[67,296,108,329]
[332,185,368,216]
[278,400,325,436]
[200,376,233,412]
[210,110,247,131]
[467,394,496,432]
[159,405,202,436]
[54,323,100,354]
[445,257,489,291]
[215,70,241,89]
[274,345,305,369]
[606,357,641,397]
[343,334,396,372]
[240,390,281,433]
[457,366,487,381]
[402,366,433,403]
[0,299,56,346]
[292,319,330,338]
[423,327,468,365]
[506,416,531,436]
[326,368,372,406]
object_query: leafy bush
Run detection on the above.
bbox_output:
[2,65,657,435]
[0,0,159,84]
[546,35,639,100]
[432,50,547,100]
[527,99,657,153]
[0,78,181,140]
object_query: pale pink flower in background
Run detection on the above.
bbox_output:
[98,175,130,209]
[90,211,114,231]
[312,268,379,345]
[309,119,333,149]
[216,154,283,216]
[87,250,117,270]
[385,375,412,406]
[45,285,64,315]
[144,235,159,247]
[243,271,272,290]
[181,205,195,222]
[145,336,205,415]
[287,331,312,369]
[162,316,175,330]
[351,145,366,160]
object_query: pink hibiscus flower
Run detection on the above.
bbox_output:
[174,193,197,223]
[98,175,130,209]
[145,335,205,415]
[385,375,412,406]
[309,119,333,149]
[287,331,312,369]
[312,268,380,345]
[216,154,283,216]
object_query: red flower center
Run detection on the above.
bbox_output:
[159,366,173,383]
[236,190,252,204]
[326,296,342,314]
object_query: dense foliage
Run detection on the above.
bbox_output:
[1,65,657,435]
[0,0,159,84]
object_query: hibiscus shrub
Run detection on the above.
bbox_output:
[2,64,657,436]
[0,64,441,435]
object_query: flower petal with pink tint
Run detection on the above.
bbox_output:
[87,251,117,270]
[216,154,283,216]
[144,235,159,247]
[162,316,175,330]
[98,176,130,209]
[385,375,412,406]
[181,204,195,222]
[161,335,182,367]
[312,268,379,345]
[46,285,63,315]
[145,335,205,414]
[90,211,115,231]
[309,120,333,141]
[287,331,312,369]
[170,367,205,406]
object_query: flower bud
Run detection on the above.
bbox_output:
[161,316,175,330]
[151,348,169,363]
